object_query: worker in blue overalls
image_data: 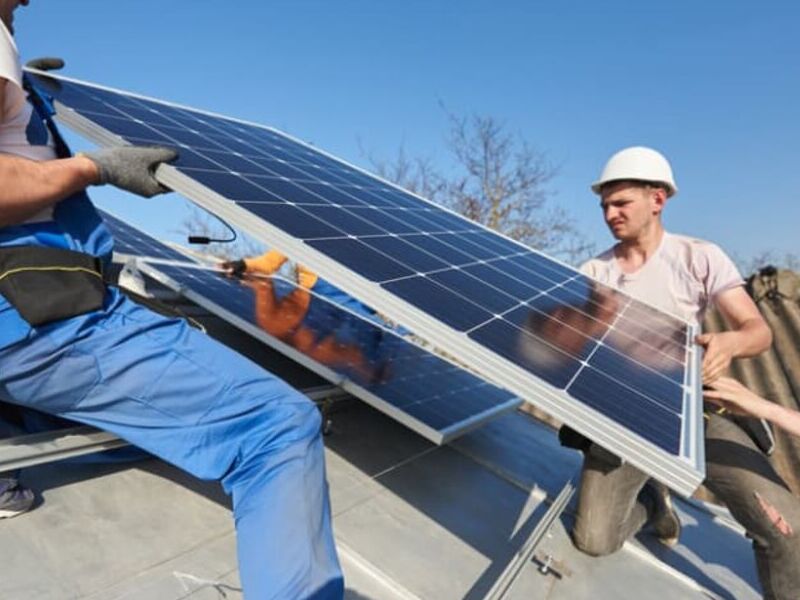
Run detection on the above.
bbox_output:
[0,4,343,598]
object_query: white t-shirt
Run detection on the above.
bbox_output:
[0,20,57,222]
[580,231,744,327]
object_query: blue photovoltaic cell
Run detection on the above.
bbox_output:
[36,74,692,454]
[100,213,518,438]
[100,210,190,262]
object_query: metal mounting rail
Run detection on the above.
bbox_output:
[0,385,347,472]
[485,477,576,600]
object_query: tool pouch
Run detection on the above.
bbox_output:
[0,246,106,327]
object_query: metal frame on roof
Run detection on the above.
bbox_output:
[32,70,705,495]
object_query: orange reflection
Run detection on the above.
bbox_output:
[243,277,388,384]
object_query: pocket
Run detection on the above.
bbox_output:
[0,344,100,413]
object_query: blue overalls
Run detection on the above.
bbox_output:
[0,81,343,599]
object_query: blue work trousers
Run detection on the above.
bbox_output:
[0,288,343,599]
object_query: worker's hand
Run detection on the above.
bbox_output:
[220,259,247,277]
[25,57,65,72]
[703,376,766,418]
[83,146,177,197]
[696,331,738,383]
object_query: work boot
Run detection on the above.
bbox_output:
[0,478,35,519]
[644,481,681,547]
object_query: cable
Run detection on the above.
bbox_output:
[186,212,238,245]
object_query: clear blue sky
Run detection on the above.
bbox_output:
[15,1,800,268]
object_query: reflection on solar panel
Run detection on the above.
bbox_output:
[101,210,190,262]
[101,211,520,443]
[32,71,704,494]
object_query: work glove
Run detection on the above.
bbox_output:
[82,146,178,198]
[25,57,65,71]
[220,259,247,277]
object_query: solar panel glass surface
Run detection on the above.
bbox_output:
[31,72,704,491]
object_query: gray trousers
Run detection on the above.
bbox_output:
[572,413,800,600]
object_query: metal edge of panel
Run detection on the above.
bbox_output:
[686,323,706,476]
[53,92,704,495]
[676,323,705,486]
[135,260,454,446]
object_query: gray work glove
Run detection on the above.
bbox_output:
[25,57,65,71]
[83,146,178,198]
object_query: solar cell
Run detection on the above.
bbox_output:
[100,211,520,443]
[30,71,704,493]
[101,210,190,262]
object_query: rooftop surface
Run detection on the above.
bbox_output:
[0,384,761,599]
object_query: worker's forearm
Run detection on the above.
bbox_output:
[0,154,99,226]
[763,403,800,439]
[732,318,773,358]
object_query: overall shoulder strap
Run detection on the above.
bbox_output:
[21,73,72,159]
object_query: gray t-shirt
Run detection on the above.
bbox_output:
[581,231,744,327]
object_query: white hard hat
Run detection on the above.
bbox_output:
[591,146,678,197]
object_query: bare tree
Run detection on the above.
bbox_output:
[368,144,446,205]
[368,112,594,264]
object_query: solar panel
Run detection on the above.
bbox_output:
[30,71,704,494]
[100,211,520,443]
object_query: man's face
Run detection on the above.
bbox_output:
[0,0,28,34]
[600,181,663,242]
